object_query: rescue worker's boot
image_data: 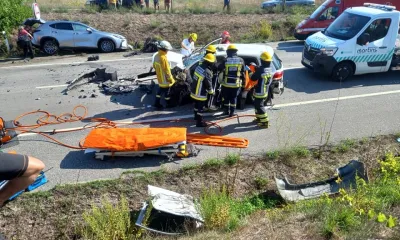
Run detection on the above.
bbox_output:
[222,106,230,116]
[165,99,174,108]
[229,106,236,117]
[252,118,261,123]
[257,121,270,129]
[196,115,207,127]
[153,98,162,109]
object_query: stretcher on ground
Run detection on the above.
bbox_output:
[82,127,249,161]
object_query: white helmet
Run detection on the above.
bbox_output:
[158,40,173,51]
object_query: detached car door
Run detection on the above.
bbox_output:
[73,23,97,48]
[49,22,74,47]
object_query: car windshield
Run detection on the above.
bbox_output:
[324,12,371,40]
[310,2,329,19]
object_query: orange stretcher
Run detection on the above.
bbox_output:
[82,127,249,160]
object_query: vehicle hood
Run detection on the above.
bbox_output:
[152,51,185,69]
[305,31,344,50]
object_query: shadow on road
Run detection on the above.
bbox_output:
[276,41,305,53]
[59,150,179,170]
[284,68,400,94]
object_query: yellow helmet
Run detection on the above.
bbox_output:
[203,53,216,63]
[206,45,216,53]
[260,51,272,62]
[227,44,238,51]
[189,33,198,42]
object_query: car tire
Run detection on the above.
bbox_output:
[331,62,354,82]
[42,39,59,55]
[99,39,115,53]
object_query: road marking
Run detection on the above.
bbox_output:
[36,84,68,89]
[276,89,400,108]
[0,57,153,70]
[17,89,400,138]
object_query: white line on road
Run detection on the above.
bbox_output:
[36,84,68,89]
[17,89,400,138]
[0,57,153,70]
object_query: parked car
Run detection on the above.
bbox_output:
[30,20,129,55]
[261,0,315,9]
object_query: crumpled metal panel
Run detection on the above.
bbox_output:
[275,160,368,202]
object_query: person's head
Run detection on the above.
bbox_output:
[203,53,216,66]
[260,51,272,67]
[226,44,238,57]
[248,62,257,72]
[18,26,24,31]
[205,45,216,55]
[221,31,230,41]
[189,33,197,43]
[158,40,173,52]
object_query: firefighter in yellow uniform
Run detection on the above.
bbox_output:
[249,51,273,128]
[189,53,216,127]
[153,40,176,109]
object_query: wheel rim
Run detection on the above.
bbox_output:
[44,41,57,54]
[101,41,114,52]
[337,66,350,80]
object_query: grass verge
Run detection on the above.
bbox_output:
[1,134,400,239]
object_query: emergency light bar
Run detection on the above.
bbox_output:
[363,2,396,11]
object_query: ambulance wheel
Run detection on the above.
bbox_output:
[332,62,353,82]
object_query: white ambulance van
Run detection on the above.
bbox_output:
[301,3,400,81]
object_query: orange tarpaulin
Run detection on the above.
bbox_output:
[82,128,187,151]
[186,134,249,148]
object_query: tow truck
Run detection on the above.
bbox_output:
[301,3,400,81]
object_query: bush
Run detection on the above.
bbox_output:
[198,185,269,231]
[0,0,31,34]
[80,195,134,240]
[258,20,273,40]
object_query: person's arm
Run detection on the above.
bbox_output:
[205,70,214,94]
[250,68,260,82]
[181,39,188,50]
[160,54,174,83]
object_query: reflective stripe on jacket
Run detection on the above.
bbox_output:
[153,50,175,88]
[253,68,272,99]
[190,64,213,101]
[222,57,243,88]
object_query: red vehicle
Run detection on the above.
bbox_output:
[294,0,397,40]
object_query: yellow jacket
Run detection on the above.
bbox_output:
[153,50,175,88]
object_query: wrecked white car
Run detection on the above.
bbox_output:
[147,39,286,109]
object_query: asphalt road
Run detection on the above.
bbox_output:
[1,41,400,190]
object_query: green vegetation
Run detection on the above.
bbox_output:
[333,138,357,153]
[80,195,134,240]
[203,158,224,168]
[198,185,278,231]
[0,0,31,34]
[2,134,400,239]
